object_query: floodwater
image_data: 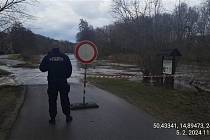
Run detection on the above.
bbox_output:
[175,64,210,91]
[0,54,82,85]
[88,60,210,92]
[0,55,143,86]
[87,60,143,78]
[0,54,210,92]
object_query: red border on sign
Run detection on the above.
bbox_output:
[74,40,98,64]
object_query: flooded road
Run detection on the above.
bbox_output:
[0,54,82,85]
[0,55,143,86]
[0,54,210,91]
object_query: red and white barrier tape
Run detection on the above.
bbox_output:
[89,74,192,79]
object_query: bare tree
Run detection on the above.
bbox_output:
[0,0,35,30]
[112,0,149,22]
[185,7,199,38]
[172,2,189,41]
[197,5,209,36]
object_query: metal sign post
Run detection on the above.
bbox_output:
[70,41,99,110]
[83,64,87,104]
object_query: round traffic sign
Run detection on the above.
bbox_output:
[75,40,98,64]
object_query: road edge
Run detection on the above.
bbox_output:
[5,85,27,140]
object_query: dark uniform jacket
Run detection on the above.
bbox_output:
[39,48,72,83]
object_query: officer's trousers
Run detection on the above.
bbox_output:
[47,82,70,118]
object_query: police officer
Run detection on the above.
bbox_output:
[39,48,72,124]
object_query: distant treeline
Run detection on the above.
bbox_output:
[76,0,210,73]
[0,22,74,58]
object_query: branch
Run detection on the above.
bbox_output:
[0,0,35,30]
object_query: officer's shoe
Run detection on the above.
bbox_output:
[66,115,73,123]
[49,118,56,125]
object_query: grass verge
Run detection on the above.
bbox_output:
[0,85,25,140]
[89,77,210,139]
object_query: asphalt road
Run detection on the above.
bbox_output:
[9,83,192,140]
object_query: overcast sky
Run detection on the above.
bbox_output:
[25,0,203,42]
